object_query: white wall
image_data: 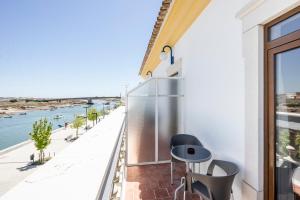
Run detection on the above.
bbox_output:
[239,1,300,199]
[153,0,250,199]
[152,0,300,199]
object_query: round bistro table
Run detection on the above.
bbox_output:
[171,144,212,200]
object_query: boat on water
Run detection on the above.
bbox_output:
[3,115,13,118]
[19,112,27,115]
[53,115,63,120]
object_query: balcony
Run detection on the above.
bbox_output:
[122,77,196,200]
[101,77,188,200]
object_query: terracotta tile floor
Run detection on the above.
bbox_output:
[125,163,201,200]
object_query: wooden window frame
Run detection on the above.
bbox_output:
[264,6,300,200]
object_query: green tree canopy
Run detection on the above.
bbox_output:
[115,101,122,108]
[278,129,290,156]
[71,115,84,137]
[30,118,52,163]
[87,108,102,125]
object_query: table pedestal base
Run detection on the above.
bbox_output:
[174,177,186,200]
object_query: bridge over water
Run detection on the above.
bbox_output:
[33,96,121,103]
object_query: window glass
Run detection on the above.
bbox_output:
[275,47,300,200]
[269,12,300,41]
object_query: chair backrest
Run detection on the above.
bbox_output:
[188,159,239,200]
[170,134,203,149]
[207,160,239,200]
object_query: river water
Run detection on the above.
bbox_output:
[0,101,112,150]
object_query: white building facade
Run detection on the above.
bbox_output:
[139,0,300,199]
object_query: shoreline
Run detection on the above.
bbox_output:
[0,119,93,196]
[0,107,121,197]
[0,127,65,155]
[0,107,124,199]
[0,103,85,117]
[0,101,113,153]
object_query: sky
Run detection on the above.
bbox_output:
[276,47,300,94]
[0,0,162,98]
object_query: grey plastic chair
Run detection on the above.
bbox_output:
[185,159,239,200]
[170,134,203,184]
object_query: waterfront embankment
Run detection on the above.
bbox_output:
[0,107,125,200]
[0,101,112,150]
[0,99,87,117]
[0,120,93,196]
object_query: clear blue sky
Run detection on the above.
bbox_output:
[0,0,161,98]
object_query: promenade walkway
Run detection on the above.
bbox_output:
[0,114,95,196]
[0,107,125,200]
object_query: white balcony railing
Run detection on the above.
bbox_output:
[96,117,126,200]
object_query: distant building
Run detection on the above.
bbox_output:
[277,93,300,101]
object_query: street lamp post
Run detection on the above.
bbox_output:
[102,104,105,118]
[84,106,89,131]
[92,112,97,125]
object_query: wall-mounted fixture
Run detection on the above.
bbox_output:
[146,71,152,77]
[160,45,174,65]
